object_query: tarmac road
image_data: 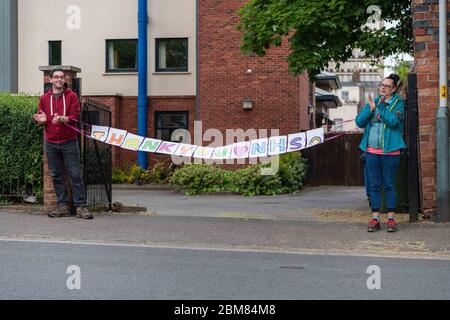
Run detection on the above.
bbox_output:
[2,185,450,300]
[1,238,450,300]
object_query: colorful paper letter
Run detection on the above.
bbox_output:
[121,133,145,151]
[156,142,179,155]
[138,138,162,153]
[91,125,110,142]
[306,128,324,148]
[106,128,127,146]
[174,144,198,157]
[268,136,287,155]
[211,145,232,160]
[249,138,268,158]
[230,141,250,159]
[287,132,306,152]
[193,147,215,159]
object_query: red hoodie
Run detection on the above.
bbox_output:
[37,88,80,143]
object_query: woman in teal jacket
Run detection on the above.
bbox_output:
[355,74,406,232]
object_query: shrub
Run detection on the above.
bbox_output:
[151,160,177,184]
[0,93,42,201]
[230,164,283,196]
[112,161,177,185]
[277,152,308,193]
[169,164,229,195]
[128,165,152,184]
[112,168,128,184]
[170,152,308,196]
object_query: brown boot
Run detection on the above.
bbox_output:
[48,205,70,218]
[76,207,93,219]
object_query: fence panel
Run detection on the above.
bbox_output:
[302,133,364,186]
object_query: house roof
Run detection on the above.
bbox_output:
[315,87,342,107]
[316,71,342,90]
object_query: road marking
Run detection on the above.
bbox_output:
[1,236,450,261]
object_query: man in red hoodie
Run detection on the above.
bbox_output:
[33,68,93,219]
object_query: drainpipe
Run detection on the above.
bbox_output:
[436,0,449,222]
[137,0,148,169]
[195,0,199,121]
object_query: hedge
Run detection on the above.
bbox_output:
[0,93,42,201]
[170,152,308,196]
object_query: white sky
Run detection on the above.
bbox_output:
[383,21,414,77]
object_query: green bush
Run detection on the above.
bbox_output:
[169,164,229,195]
[230,164,283,196]
[112,161,176,185]
[170,152,308,196]
[112,168,128,184]
[128,165,152,184]
[151,160,177,184]
[0,93,42,201]
[277,152,308,193]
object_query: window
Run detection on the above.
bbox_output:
[156,38,188,72]
[334,118,343,132]
[49,41,62,65]
[106,39,137,72]
[155,112,188,142]
[342,91,349,101]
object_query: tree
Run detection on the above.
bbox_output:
[378,57,413,85]
[237,0,412,80]
[394,60,412,85]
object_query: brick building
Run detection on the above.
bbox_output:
[13,0,312,170]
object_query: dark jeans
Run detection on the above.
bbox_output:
[361,152,370,199]
[44,139,86,207]
[365,152,400,212]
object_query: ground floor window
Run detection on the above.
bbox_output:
[155,112,188,142]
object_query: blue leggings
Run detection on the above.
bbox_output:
[365,152,400,212]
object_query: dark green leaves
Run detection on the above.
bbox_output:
[0,93,42,201]
[237,0,412,79]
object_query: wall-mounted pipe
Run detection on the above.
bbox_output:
[137,0,148,169]
[436,0,449,222]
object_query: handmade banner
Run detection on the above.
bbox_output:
[88,125,324,159]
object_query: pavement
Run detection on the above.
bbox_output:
[1,185,450,259]
[112,185,370,221]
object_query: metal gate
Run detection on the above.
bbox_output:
[80,98,112,209]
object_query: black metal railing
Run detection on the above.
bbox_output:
[81,98,112,209]
[0,175,42,204]
[0,138,43,205]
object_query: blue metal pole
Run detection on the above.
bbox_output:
[137,0,148,169]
